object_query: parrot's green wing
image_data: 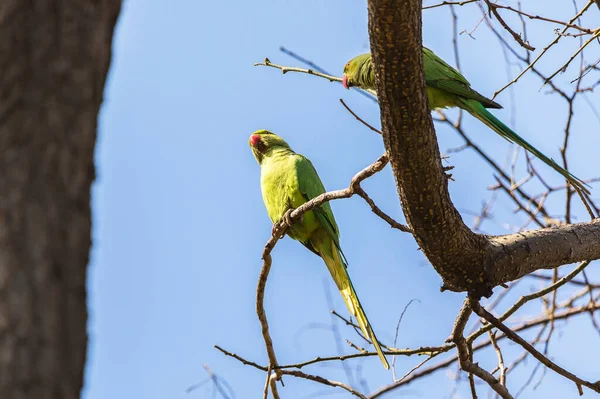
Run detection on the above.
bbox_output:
[295,155,348,264]
[423,47,502,109]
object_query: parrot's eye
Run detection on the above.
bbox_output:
[250,134,264,149]
[255,139,267,153]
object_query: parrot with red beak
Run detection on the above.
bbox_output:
[249,129,390,370]
[342,49,590,195]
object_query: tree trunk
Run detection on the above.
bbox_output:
[366,0,600,296]
[0,2,121,398]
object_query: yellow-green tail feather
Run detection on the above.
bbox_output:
[323,245,390,369]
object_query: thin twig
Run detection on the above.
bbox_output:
[340,99,381,135]
[422,0,477,10]
[368,301,600,397]
[472,300,600,394]
[491,3,597,34]
[284,370,368,399]
[493,0,597,98]
[263,364,272,399]
[391,299,420,380]
[278,47,378,102]
[355,188,409,232]
[488,331,507,389]
[543,29,600,86]
[484,0,535,51]
[254,58,377,98]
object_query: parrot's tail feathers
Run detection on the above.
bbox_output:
[323,248,390,370]
[461,99,591,196]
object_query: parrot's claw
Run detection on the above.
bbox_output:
[282,209,295,228]
[272,209,296,239]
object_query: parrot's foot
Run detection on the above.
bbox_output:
[272,209,296,239]
[282,209,295,228]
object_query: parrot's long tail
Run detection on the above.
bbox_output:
[460,98,591,196]
[322,245,390,370]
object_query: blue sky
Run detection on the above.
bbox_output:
[84,1,600,398]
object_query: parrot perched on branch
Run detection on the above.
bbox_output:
[249,129,389,370]
[342,49,590,196]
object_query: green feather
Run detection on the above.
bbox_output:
[423,48,502,109]
[250,130,390,369]
[342,49,590,195]
[459,99,590,195]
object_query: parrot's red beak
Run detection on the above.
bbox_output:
[250,134,261,147]
[342,74,349,89]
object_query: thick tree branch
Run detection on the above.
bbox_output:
[366,0,600,296]
[367,0,494,296]
[245,8,600,396]
[489,223,600,284]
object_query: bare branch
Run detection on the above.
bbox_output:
[422,0,477,10]
[340,99,381,135]
[355,187,409,232]
[262,365,271,399]
[448,298,514,399]
[369,301,600,397]
[483,0,535,51]
[488,226,599,286]
[488,331,507,389]
[283,370,368,399]
[471,299,600,394]
[493,0,597,97]
[490,3,597,34]
[257,235,283,385]
[254,58,377,97]
[543,29,600,86]
[278,154,411,234]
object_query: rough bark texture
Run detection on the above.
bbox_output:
[366,0,600,296]
[0,1,121,398]
[490,220,600,283]
[367,0,493,295]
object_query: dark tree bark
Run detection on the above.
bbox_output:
[0,2,121,398]
[366,0,600,297]
[366,0,491,295]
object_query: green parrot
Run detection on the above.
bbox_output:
[342,49,590,195]
[249,129,389,370]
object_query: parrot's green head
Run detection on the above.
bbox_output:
[342,53,372,90]
[249,130,292,165]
